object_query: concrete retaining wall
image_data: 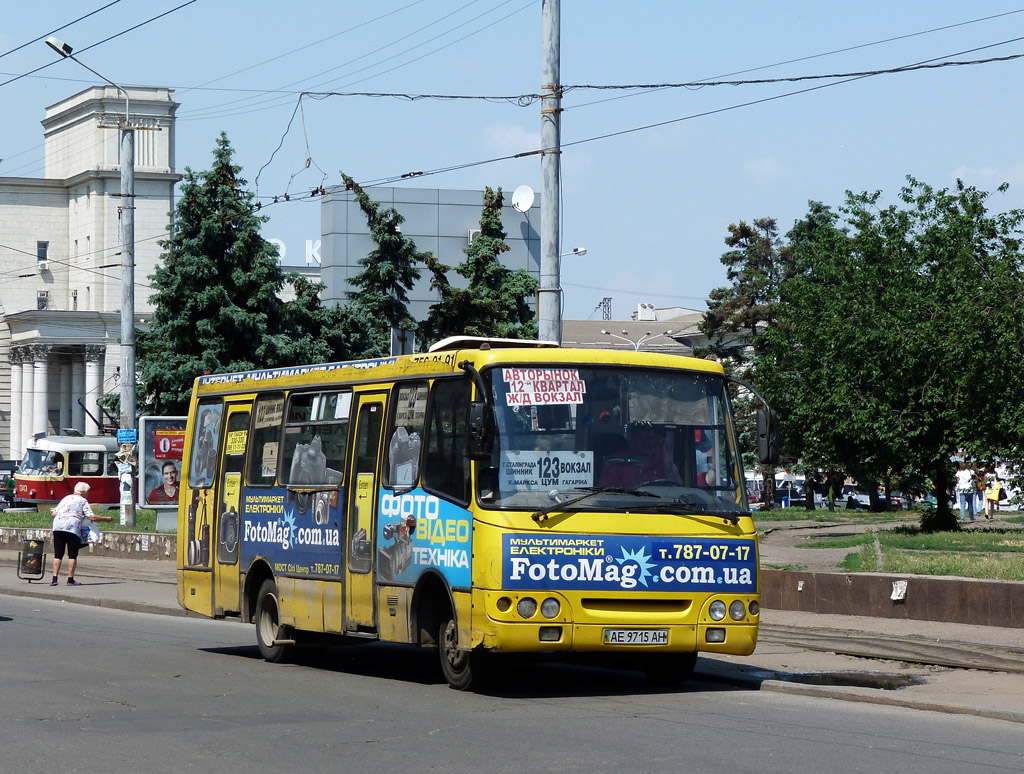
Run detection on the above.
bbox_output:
[0,527,175,561]
[762,568,1024,629]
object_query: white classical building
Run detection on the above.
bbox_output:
[0,86,180,462]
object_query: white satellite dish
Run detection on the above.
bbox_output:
[511,185,535,213]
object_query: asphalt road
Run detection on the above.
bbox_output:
[3,597,1023,774]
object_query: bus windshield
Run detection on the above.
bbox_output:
[18,449,64,475]
[482,365,747,515]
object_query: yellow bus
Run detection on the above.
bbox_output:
[177,337,779,689]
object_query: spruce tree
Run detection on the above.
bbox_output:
[139,134,367,413]
[342,174,423,356]
[419,186,538,347]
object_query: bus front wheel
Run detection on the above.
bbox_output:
[438,614,489,691]
[255,579,291,663]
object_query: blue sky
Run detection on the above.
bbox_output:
[4,1,1024,321]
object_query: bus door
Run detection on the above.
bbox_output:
[344,392,386,631]
[182,400,226,618]
[213,404,250,616]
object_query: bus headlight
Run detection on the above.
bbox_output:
[517,597,538,618]
[540,598,560,619]
[748,601,760,616]
[729,600,746,621]
[708,600,727,621]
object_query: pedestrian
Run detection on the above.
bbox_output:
[984,475,1004,520]
[974,469,988,515]
[955,462,976,522]
[50,482,113,586]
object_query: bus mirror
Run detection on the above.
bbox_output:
[466,401,493,460]
[756,408,780,465]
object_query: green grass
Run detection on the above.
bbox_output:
[801,534,873,549]
[806,526,1024,553]
[753,506,912,525]
[840,544,1024,580]
[0,508,165,532]
[802,525,1024,580]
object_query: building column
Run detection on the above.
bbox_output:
[59,359,72,434]
[21,350,34,451]
[71,358,86,434]
[9,347,24,459]
[31,344,52,438]
[84,345,104,436]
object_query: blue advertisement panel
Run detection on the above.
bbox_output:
[503,534,756,593]
[239,486,343,578]
[376,488,472,588]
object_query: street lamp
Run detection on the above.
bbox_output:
[560,247,587,258]
[601,329,676,351]
[47,36,136,526]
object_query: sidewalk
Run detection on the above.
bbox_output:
[4,547,1024,722]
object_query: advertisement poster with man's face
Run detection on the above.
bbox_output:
[139,416,186,507]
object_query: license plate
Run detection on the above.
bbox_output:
[603,628,669,645]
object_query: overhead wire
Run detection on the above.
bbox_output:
[177,0,495,120]
[564,6,1024,111]
[358,37,1024,186]
[0,1,124,61]
[6,7,1024,311]
[0,0,200,90]
[6,3,1001,175]
[174,0,430,98]
[179,0,536,122]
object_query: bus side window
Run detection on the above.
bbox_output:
[385,382,426,489]
[247,393,284,485]
[280,391,350,488]
[422,378,471,504]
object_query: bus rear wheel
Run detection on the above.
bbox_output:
[255,579,292,663]
[438,614,489,691]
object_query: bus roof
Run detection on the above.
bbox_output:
[428,336,559,352]
[25,435,119,452]
[192,344,724,396]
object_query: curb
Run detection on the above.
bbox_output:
[756,679,1024,726]
[692,664,1024,726]
[0,584,190,617]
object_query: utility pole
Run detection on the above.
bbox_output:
[538,0,561,343]
[47,37,136,526]
[119,108,137,528]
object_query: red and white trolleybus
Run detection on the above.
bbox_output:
[14,435,121,509]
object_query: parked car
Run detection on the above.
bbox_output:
[841,484,871,507]
[774,482,805,505]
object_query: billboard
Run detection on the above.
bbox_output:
[138,416,186,508]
